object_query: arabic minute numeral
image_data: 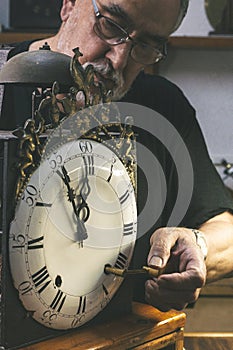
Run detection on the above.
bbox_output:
[41,310,58,326]
[49,154,63,170]
[79,140,93,153]
[12,234,26,249]
[22,184,38,207]
[18,281,33,296]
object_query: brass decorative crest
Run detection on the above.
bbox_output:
[11,47,136,200]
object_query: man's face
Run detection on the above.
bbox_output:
[55,0,180,100]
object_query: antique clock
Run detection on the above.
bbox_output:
[0,47,137,349]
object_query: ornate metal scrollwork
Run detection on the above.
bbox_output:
[12,47,136,200]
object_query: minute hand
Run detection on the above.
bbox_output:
[60,165,88,246]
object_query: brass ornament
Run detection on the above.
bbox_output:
[12,118,45,199]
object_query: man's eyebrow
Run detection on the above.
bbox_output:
[101,3,134,27]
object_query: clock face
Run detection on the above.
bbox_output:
[9,139,137,330]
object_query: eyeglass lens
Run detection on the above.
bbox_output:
[94,15,165,64]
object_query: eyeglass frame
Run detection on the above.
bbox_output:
[91,0,167,65]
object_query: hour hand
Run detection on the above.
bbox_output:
[74,192,90,247]
[57,166,88,246]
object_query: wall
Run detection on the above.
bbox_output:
[0,0,9,29]
[160,0,233,189]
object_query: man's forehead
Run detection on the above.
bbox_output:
[98,0,181,37]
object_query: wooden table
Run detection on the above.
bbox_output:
[20,302,186,350]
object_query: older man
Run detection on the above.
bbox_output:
[1,0,233,312]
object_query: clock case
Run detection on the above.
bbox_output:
[0,133,64,349]
[0,48,137,349]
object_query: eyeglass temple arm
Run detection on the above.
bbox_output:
[92,0,100,15]
[163,43,167,56]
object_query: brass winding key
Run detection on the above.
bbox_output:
[104,265,161,278]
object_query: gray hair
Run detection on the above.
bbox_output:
[173,0,189,32]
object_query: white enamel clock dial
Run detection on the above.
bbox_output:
[9,139,137,330]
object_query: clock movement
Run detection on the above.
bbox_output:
[0,46,138,349]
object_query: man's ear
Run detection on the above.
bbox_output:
[60,0,76,22]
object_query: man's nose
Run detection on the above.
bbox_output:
[105,42,131,71]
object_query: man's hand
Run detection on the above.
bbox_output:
[145,227,207,311]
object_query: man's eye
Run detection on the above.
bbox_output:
[99,17,123,38]
[137,41,161,52]
[137,42,148,50]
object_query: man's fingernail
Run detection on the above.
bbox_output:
[149,256,163,268]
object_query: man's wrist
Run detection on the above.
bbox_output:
[192,229,208,260]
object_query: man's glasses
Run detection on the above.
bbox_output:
[92,0,167,66]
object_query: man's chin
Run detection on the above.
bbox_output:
[96,78,128,101]
[81,61,128,101]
